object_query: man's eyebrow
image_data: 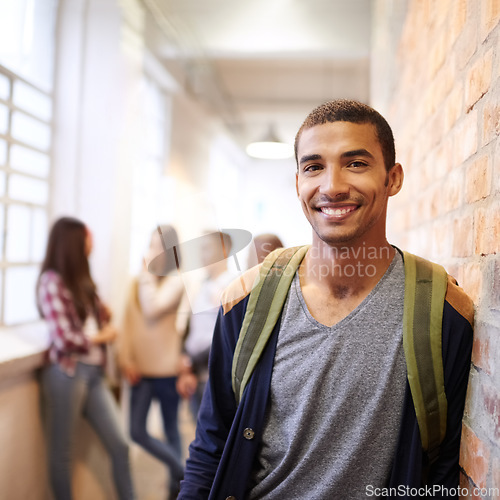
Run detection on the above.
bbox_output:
[299,153,322,165]
[341,148,375,160]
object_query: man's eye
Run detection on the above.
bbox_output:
[304,164,321,172]
[349,161,368,169]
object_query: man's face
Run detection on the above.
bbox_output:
[295,121,402,248]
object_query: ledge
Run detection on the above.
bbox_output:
[0,322,49,381]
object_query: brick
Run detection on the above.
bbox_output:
[480,0,500,42]
[463,369,477,421]
[459,470,480,499]
[431,218,452,257]
[418,0,432,33]
[482,94,500,147]
[446,262,461,283]
[445,85,464,131]
[493,258,500,312]
[465,50,493,110]
[496,139,500,194]
[482,382,500,441]
[435,137,454,177]
[453,213,474,256]
[492,458,500,499]
[423,86,435,121]
[429,30,449,79]
[466,156,491,203]
[455,19,478,71]
[461,260,483,304]
[430,183,443,218]
[455,261,465,288]
[444,170,464,212]
[450,0,468,44]
[418,155,432,192]
[474,203,500,255]
[460,424,490,490]
[471,322,493,375]
[427,67,455,119]
[430,110,446,148]
[455,110,478,164]
[433,0,453,31]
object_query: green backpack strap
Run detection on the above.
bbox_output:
[402,251,448,462]
[232,245,309,404]
[232,246,449,463]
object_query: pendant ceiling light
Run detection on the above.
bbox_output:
[246,125,293,160]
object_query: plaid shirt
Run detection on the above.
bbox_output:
[38,270,109,376]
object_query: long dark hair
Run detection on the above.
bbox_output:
[38,217,97,322]
[153,224,181,280]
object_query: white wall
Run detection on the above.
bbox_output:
[52,0,140,315]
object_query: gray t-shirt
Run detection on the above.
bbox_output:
[249,253,407,499]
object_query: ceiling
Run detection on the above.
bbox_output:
[143,0,372,150]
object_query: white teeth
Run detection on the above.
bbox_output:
[321,206,354,216]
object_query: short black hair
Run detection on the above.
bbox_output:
[294,99,396,171]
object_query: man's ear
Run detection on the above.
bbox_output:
[295,172,300,198]
[387,163,404,197]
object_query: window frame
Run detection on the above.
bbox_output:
[0,63,53,326]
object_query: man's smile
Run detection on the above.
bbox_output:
[316,204,360,220]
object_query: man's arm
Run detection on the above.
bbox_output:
[179,307,240,498]
[428,296,474,487]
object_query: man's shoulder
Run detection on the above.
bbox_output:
[220,265,261,315]
[220,247,300,315]
[444,274,474,327]
[402,249,474,327]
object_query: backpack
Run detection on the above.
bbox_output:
[231,245,448,463]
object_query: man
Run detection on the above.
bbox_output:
[178,100,474,499]
[177,231,237,418]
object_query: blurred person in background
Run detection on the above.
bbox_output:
[118,225,184,500]
[177,231,237,419]
[37,216,135,500]
[246,233,284,268]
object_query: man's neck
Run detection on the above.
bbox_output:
[300,238,396,299]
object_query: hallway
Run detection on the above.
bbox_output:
[0,1,499,498]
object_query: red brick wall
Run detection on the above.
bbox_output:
[373,0,500,496]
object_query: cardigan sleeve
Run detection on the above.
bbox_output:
[179,306,240,499]
[427,300,474,489]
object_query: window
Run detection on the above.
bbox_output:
[0,0,57,326]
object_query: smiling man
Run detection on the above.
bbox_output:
[178,100,474,500]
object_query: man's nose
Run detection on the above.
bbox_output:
[320,166,350,197]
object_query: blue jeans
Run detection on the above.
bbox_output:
[42,362,135,500]
[130,377,184,484]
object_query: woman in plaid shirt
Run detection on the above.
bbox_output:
[37,217,135,500]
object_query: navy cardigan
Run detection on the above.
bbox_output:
[179,266,473,500]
